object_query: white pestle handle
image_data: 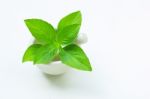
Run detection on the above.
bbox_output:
[76,33,88,45]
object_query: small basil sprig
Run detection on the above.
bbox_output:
[22,11,92,71]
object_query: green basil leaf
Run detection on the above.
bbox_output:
[57,24,80,45]
[34,43,58,64]
[22,44,42,62]
[24,19,56,44]
[59,44,92,71]
[57,11,82,30]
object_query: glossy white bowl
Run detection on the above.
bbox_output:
[36,33,88,75]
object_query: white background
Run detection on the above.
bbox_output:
[0,0,150,99]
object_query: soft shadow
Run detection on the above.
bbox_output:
[42,70,102,96]
[42,71,73,88]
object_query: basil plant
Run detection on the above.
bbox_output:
[22,11,92,71]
